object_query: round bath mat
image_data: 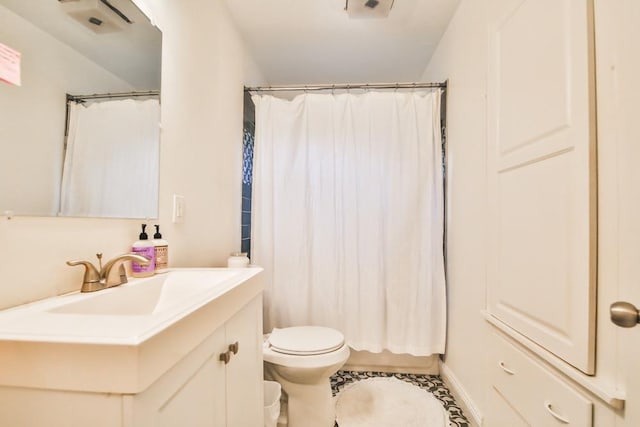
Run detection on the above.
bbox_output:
[335,377,448,427]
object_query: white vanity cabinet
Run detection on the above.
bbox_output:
[0,268,264,427]
[130,296,264,427]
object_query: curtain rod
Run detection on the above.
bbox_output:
[244,81,446,93]
[66,90,160,102]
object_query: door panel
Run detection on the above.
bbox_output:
[594,1,640,425]
[225,297,264,427]
[487,0,597,373]
[497,151,575,337]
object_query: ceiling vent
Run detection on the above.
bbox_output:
[345,0,395,19]
[58,0,132,34]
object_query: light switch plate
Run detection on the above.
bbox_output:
[172,194,185,223]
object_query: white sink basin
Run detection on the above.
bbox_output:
[48,269,238,316]
[0,267,263,394]
[0,268,257,343]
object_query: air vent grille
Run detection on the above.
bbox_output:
[345,0,395,19]
[58,0,132,34]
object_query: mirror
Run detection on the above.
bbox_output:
[0,0,161,218]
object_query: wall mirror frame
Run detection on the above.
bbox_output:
[0,0,162,219]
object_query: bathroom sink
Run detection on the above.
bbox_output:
[0,267,263,394]
[0,268,258,344]
[48,269,238,316]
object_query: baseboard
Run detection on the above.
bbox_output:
[343,349,439,375]
[439,360,483,427]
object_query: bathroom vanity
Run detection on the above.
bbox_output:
[0,268,264,427]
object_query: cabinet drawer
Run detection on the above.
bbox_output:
[490,332,593,426]
[487,386,530,427]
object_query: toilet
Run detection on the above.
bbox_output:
[263,326,350,427]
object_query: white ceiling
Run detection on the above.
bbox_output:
[223,0,461,85]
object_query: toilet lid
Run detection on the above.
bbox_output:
[268,326,345,355]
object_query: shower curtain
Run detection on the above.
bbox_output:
[252,90,446,356]
[60,98,160,218]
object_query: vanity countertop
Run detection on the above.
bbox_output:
[0,267,263,393]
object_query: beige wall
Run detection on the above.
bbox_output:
[420,1,494,420]
[0,0,264,310]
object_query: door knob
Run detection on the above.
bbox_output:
[610,301,640,328]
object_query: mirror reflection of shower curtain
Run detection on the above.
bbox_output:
[252,90,446,356]
[60,98,160,218]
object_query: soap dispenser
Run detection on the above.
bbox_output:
[152,225,169,274]
[131,224,156,277]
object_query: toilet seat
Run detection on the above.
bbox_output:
[268,326,345,356]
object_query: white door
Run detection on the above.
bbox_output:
[486,0,597,374]
[597,1,640,426]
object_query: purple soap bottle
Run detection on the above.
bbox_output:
[131,224,156,277]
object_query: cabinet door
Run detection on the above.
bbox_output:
[158,357,225,427]
[486,0,597,374]
[130,327,227,427]
[225,296,264,427]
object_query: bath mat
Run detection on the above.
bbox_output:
[335,377,448,427]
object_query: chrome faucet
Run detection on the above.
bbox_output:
[67,253,151,292]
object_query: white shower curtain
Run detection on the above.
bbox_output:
[252,90,446,356]
[60,98,160,218]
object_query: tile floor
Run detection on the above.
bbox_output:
[330,370,470,427]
